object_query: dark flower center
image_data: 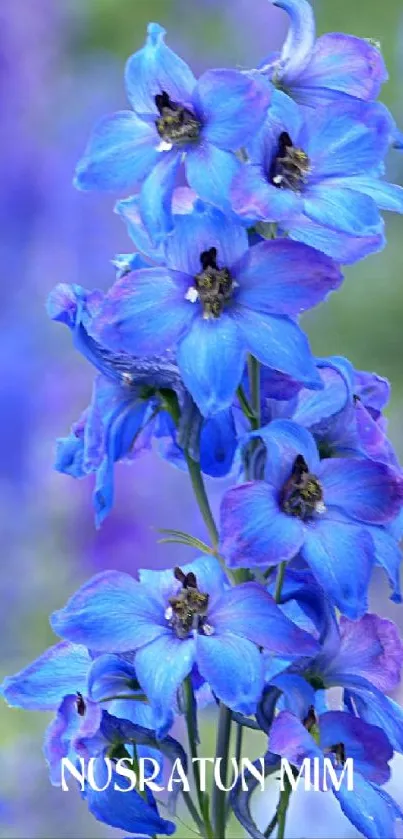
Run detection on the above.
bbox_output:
[189,246,234,319]
[166,566,213,639]
[155,91,200,146]
[76,692,86,717]
[304,708,346,766]
[269,131,310,192]
[328,742,347,767]
[280,454,325,520]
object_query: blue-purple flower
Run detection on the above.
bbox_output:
[74,22,271,240]
[1,642,180,836]
[49,555,319,737]
[48,282,237,524]
[220,419,403,617]
[260,0,387,107]
[89,201,342,416]
[231,91,403,263]
[261,355,400,468]
[270,709,401,839]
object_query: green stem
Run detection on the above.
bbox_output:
[248,354,261,428]
[276,776,292,839]
[237,384,258,429]
[182,790,205,836]
[183,676,205,823]
[274,561,287,603]
[226,722,244,822]
[211,703,232,839]
[185,452,219,550]
[264,812,278,838]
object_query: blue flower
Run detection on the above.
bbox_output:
[50,555,319,737]
[89,201,342,416]
[263,574,403,756]
[1,643,179,836]
[260,0,387,108]
[270,708,401,839]
[231,91,403,263]
[74,22,271,240]
[220,419,403,617]
[49,283,237,524]
[262,356,401,468]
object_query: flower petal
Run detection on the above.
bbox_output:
[336,176,403,214]
[139,555,228,605]
[210,582,319,657]
[303,106,390,179]
[273,0,316,82]
[91,267,194,356]
[319,458,403,524]
[319,711,392,785]
[1,643,91,711]
[270,710,322,763]
[125,22,196,114]
[303,186,381,236]
[287,213,385,264]
[256,418,321,486]
[196,69,271,150]
[88,654,141,703]
[234,307,321,389]
[327,613,403,694]
[139,150,181,243]
[50,571,167,652]
[186,142,241,210]
[85,757,175,835]
[115,196,164,262]
[74,112,158,192]
[334,773,398,839]
[177,314,245,416]
[301,514,373,618]
[296,33,388,102]
[235,238,342,315]
[199,410,237,478]
[231,164,301,223]
[368,526,402,603]
[134,634,196,737]
[164,201,248,274]
[196,632,264,714]
[220,482,304,568]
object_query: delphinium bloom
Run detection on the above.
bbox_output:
[89,199,342,416]
[231,91,403,262]
[1,642,184,836]
[260,0,388,107]
[260,572,403,751]
[50,555,319,737]
[269,709,401,839]
[74,22,271,239]
[220,419,403,616]
[48,282,237,524]
[261,355,401,467]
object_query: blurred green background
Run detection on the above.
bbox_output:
[0,1,402,837]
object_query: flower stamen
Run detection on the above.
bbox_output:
[155,91,200,146]
[166,566,211,638]
[192,247,234,319]
[281,454,325,519]
[270,131,310,192]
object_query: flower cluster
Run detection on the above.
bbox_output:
[3,1,403,838]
